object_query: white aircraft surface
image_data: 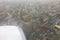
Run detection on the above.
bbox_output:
[0,26,26,40]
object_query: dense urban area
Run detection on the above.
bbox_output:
[0,0,60,40]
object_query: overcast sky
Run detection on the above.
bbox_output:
[0,0,51,1]
[0,0,59,3]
